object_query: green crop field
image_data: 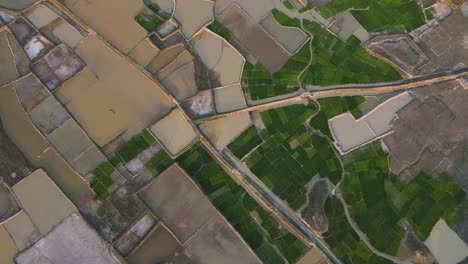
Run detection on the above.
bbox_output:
[176,143,308,264]
[339,141,468,255]
[310,96,365,139]
[135,14,164,32]
[145,150,174,176]
[117,130,156,163]
[300,21,401,86]
[91,161,115,200]
[317,0,425,32]
[323,196,394,263]
[229,104,342,210]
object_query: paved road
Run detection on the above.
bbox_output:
[197,68,468,123]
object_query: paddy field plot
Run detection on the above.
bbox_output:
[16,213,120,264]
[0,225,17,264]
[214,84,247,113]
[149,109,197,157]
[63,0,147,54]
[176,143,309,264]
[214,0,275,23]
[56,35,174,147]
[39,17,84,49]
[200,112,252,150]
[0,85,94,209]
[12,169,76,236]
[128,38,160,67]
[0,184,20,222]
[191,29,244,87]
[260,12,308,54]
[29,96,70,135]
[218,4,290,73]
[126,223,194,264]
[3,211,40,251]
[0,0,36,10]
[327,11,369,42]
[174,0,214,38]
[0,30,19,86]
[185,213,259,264]
[24,4,59,29]
[297,247,328,264]
[145,43,185,74]
[138,164,216,242]
[161,62,199,101]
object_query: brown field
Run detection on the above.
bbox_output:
[64,0,147,54]
[0,0,37,10]
[55,35,174,147]
[12,169,76,235]
[215,0,275,23]
[200,112,252,150]
[328,11,369,42]
[39,17,84,49]
[260,12,308,54]
[24,4,59,29]
[138,165,216,242]
[397,222,435,264]
[0,224,17,264]
[149,109,197,157]
[29,96,70,135]
[0,30,18,86]
[383,81,467,184]
[5,33,29,76]
[218,4,290,73]
[126,223,195,264]
[214,84,247,113]
[3,211,40,251]
[0,84,94,209]
[174,0,214,38]
[300,178,331,233]
[146,43,185,74]
[161,62,199,100]
[128,38,160,67]
[156,50,193,80]
[298,247,329,264]
[186,213,259,264]
[0,184,20,222]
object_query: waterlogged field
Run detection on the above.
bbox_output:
[228,104,342,210]
[340,142,468,255]
[176,143,308,264]
[316,0,425,32]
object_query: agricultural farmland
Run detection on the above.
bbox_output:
[176,143,309,264]
[228,104,342,210]
[316,0,425,32]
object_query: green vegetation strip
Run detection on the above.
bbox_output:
[177,143,308,264]
[317,0,425,32]
[229,104,342,210]
[145,150,174,176]
[135,14,164,32]
[91,162,115,200]
[117,130,156,163]
[340,142,468,255]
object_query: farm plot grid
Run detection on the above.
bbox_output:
[228,104,342,210]
[176,142,308,264]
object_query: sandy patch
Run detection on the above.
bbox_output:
[0,85,94,208]
[200,112,252,150]
[149,109,197,156]
[126,223,186,264]
[16,213,119,264]
[182,90,215,118]
[161,62,199,100]
[0,225,17,264]
[146,43,185,74]
[139,164,216,242]
[0,0,37,10]
[215,0,275,23]
[129,38,160,67]
[425,219,468,264]
[214,84,247,113]
[12,169,76,236]
[218,4,290,73]
[330,92,413,153]
[174,0,214,38]
[260,12,308,54]
[56,35,174,147]
[3,211,40,251]
[25,4,59,29]
[0,31,19,86]
[186,213,259,264]
[64,0,147,54]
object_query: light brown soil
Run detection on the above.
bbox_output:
[200,112,252,150]
[174,0,214,38]
[3,211,40,251]
[128,38,160,67]
[260,12,308,54]
[214,84,247,113]
[0,225,17,264]
[0,30,19,86]
[138,164,216,242]
[161,62,199,100]
[145,43,185,74]
[55,35,174,147]
[25,4,59,29]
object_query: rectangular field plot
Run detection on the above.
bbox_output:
[176,143,308,264]
[229,104,342,210]
[340,141,468,255]
[138,164,217,243]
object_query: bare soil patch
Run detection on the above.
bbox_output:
[300,178,331,233]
